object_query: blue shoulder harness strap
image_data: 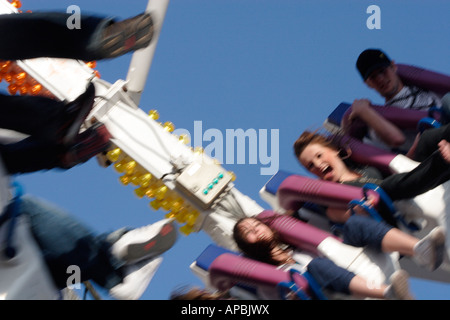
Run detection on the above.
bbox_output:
[0,181,24,258]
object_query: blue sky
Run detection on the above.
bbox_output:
[9,0,450,299]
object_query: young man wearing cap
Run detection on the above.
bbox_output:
[342,49,443,156]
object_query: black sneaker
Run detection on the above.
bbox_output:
[60,122,112,168]
[98,13,155,59]
[57,82,96,146]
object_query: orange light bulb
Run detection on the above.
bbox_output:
[15,72,26,85]
[30,84,42,95]
[7,84,17,95]
[86,61,97,69]
[0,61,11,73]
[19,84,29,95]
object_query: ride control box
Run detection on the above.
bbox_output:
[175,159,233,210]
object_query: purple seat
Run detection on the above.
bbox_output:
[276,174,376,211]
[206,210,342,299]
[209,252,312,299]
[397,63,450,97]
[257,210,340,255]
[327,64,450,138]
[330,133,397,173]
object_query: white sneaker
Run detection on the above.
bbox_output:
[385,270,414,300]
[111,218,177,265]
[413,226,446,271]
[109,256,163,300]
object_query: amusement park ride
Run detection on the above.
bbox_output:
[0,0,449,300]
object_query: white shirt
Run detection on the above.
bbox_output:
[366,85,442,153]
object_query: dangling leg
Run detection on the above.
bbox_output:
[0,12,154,61]
[0,82,95,145]
[380,150,450,201]
[343,215,445,271]
[413,123,450,161]
[19,195,125,290]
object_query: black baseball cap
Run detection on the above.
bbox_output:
[356,49,392,80]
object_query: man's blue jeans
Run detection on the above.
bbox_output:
[17,194,125,290]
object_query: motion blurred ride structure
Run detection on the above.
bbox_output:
[0,0,449,300]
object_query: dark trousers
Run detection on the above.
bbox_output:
[0,95,66,174]
[0,12,112,174]
[413,123,450,162]
[374,124,450,225]
[0,12,110,61]
[381,150,450,201]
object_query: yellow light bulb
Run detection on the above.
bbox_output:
[113,159,127,173]
[138,173,152,187]
[169,198,184,213]
[163,121,175,132]
[174,208,188,223]
[165,212,177,219]
[145,188,156,198]
[178,134,190,145]
[148,109,159,120]
[149,199,162,211]
[119,174,132,185]
[179,224,194,236]
[186,210,200,225]
[193,146,204,155]
[134,186,149,198]
[161,199,172,211]
[228,171,236,181]
[124,160,137,175]
[129,170,146,186]
[155,185,168,200]
[106,148,121,162]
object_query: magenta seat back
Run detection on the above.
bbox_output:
[277,175,364,211]
[209,252,310,297]
[331,133,396,173]
[397,63,450,97]
[257,210,340,256]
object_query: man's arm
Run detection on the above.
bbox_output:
[342,99,406,148]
